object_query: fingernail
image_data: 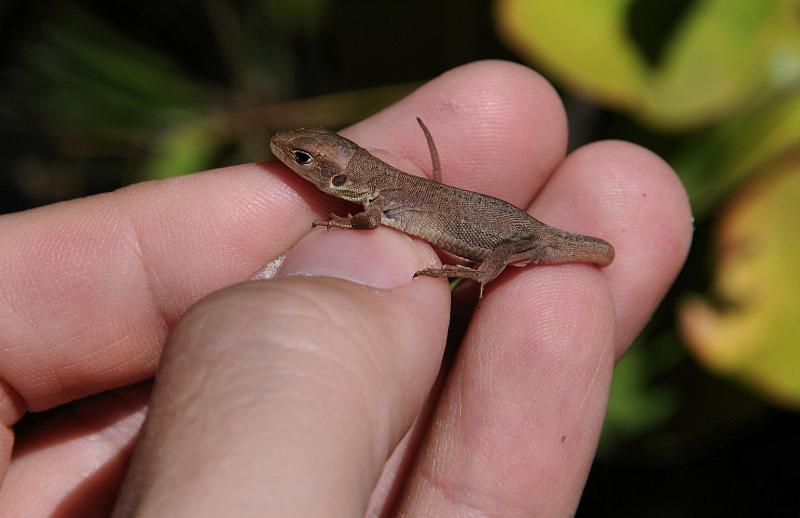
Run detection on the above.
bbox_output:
[276,227,439,289]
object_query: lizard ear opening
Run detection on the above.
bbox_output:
[293,150,313,165]
[331,174,347,187]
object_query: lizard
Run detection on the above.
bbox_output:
[269,119,614,300]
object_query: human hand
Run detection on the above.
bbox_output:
[0,61,692,516]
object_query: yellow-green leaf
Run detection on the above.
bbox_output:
[675,88,800,215]
[495,0,800,129]
[680,158,800,407]
[495,0,646,108]
[642,0,797,127]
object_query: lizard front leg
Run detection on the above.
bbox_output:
[313,203,382,230]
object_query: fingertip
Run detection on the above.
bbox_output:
[567,139,693,236]
[565,139,694,276]
[535,139,693,353]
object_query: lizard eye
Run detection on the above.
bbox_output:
[292,150,313,165]
[331,175,347,187]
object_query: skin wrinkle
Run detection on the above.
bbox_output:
[414,461,495,518]
[374,312,415,389]
[256,332,376,414]
[216,396,369,473]
[100,337,157,381]
[38,203,170,404]
[208,283,306,318]
[246,285,393,393]
[159,300,215,367]
[202,300,388,512]
[464,404,543,490]
[337,296,431,450]
[0,285,39,358]
[57,331,132,381]
[225,168,313,253]
[122,206,172,327]
[483,411,547,460]
[0,249,60,398]
[213,366,376,447]
[27,340,77,408]
[569,350,611,448]
[180,281,414,466]
[570,295,615,425]
[313,300,389,384]
[481,392,545,430]
[0,315,36,359]
[159,312,219,417]
[255,279,430,412]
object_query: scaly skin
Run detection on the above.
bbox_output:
[269,120,614,299]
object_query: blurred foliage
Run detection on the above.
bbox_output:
[497,0,800,436]
[681,159,800,407]
[1,0,485,208]
[496,0,800,130]
[600,333,683,454]
[674,90,800,215]
[1,0,800,514]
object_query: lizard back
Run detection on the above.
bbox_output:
[344,149,551,261]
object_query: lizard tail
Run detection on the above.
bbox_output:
[544,230,615,267]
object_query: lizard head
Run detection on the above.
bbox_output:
[270,128,360,194]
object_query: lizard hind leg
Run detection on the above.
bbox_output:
[413,242,516,301]
[413,264,490,301]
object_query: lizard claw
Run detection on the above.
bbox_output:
[413,267,437,278]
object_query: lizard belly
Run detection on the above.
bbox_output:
[382,216,491,261]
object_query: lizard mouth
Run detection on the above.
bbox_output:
[268,133,290,162]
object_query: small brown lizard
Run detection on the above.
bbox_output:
[270,119,614,299]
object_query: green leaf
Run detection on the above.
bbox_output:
[642,0,800,127]
[600,333,683,451]
[495,0,800,129]
[495,0,646,107]
[675,90,800,216]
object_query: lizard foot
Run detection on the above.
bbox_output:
[413,265,488,306]
[413,264,475,279]
[312,213,354,230]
